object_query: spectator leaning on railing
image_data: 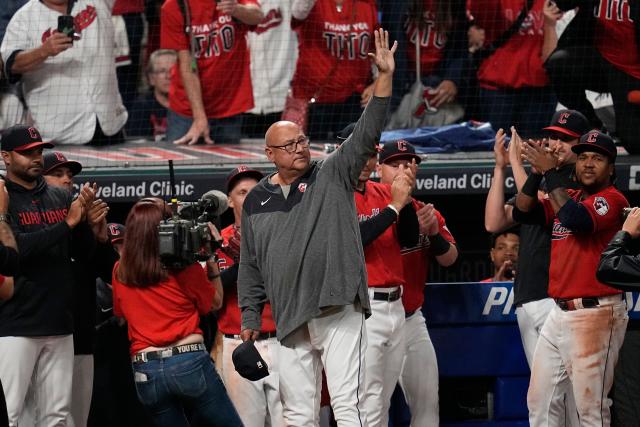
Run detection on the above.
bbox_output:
[0,0,128,145]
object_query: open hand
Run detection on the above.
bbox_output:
[368,28,398,75]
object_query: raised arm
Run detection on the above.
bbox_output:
[326,29,397,187]
[485,128,517,232]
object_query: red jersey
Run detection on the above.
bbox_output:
[469,0,548,89]
[594,0,640,79]
[161,0,256,118]
[355,181,406,288]
[401,200,456,312]
[291,0,378,103]
[113,0,145,15]
[216,225,277,335]
[112,263,216,355]
[405,0,447,77]
[542,187,628,299]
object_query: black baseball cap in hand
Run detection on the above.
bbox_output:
[571,130,617,162]
[232,340,269,381]
[0,125,54,152]
[543,110,591,139]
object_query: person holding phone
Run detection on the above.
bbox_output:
[0,0,128,145]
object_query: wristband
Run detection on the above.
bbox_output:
[208,273,221,280]
[428,233,450,256]
[386,204,400,217]
[544,169,565,193]
[521,173,543,197]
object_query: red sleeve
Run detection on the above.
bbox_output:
[580,188,629,233]
[161,0,189,52]
[174,263,215,315]
[435,210,456,245]
[0,275,5,287]
[540,196,555,227]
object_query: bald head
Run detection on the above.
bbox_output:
[265,121,301,147]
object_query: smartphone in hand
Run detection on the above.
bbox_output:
[57,15,75,42]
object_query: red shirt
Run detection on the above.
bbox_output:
[594,0,640,79]
[216,225,277,335]
[161,0,256,118]
[542,187,628,299]
[113,0,145,15]
[355,181,406,288]
[401,200,455,312]
[405,0,447,77]
[470,0,548,89]
[112,262,216,355]
[291,0,378,103]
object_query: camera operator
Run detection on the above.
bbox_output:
[111,199,243,426]
[597,207,640,427]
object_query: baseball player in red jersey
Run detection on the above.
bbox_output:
[161,0,263,144]
[215,166,284,427]
[377,140,458,426]
[514,131,629,426]
[354,148,416,427]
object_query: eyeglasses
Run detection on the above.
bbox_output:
[268,136,310,153]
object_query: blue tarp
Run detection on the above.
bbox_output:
[380,122,497,153]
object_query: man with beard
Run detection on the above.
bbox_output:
[0,125,96,426]
[515,130,629,426]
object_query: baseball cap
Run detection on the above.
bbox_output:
[232,340,269,381]
[107,223,125,244]
[43,151,82,176]
[571,130,617,162]
[543,110,591,139]
[225,165,263,193]
[379,140,422,165]
[0,125,54,152]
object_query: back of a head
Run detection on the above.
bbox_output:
[118,201,167,287]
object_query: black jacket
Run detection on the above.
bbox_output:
[597,230,640,292]
[0,177,95,336]
[555,0,640,50]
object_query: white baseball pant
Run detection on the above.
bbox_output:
[399,309,438,427]
[221,336,284,427]
[68,355,94,427]
[528,296,628,427]
[0,335,74,427]
[517,297,579,426]
[363,287,406,427]
[278,303,367,427]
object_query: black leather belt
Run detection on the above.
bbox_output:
[224,331,277,341]
[556,297,599,311]
[405,310,417,318]
[132,342,206,363]
[372,288,401,302]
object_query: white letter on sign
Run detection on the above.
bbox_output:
[482,287,507,315]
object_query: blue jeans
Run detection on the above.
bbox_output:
[166,110,243,144]
[478,86,557,139]
[132,350,243,427]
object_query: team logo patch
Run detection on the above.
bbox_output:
[593,197,609,216]
[298,183,307,193]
